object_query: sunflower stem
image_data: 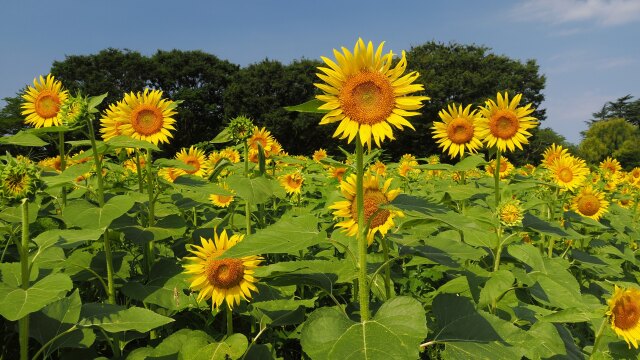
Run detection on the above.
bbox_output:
[58,131,67,208]
[135,150,144,193]
[243,140,252,235]
[355,135,370,321]
[145,150,156,277]
[590,317,608,359]
[381,235,392,299]
[19,199,30,360]
[492,226,504,272]
[226,306,234,336]
[494,148,501,208]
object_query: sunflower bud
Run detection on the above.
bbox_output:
[227,115,254,143]
[0,155,40,202]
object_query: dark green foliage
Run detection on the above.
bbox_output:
[590,94,640,126]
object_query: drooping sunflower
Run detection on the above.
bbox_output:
[432,104,483,159]
[541,143,570,168]
[315,38,429,149]
[21,74,69,128]
[182,229,262,310]
[600,156,622,175]
[571,186,609,221]
[313,149,328,163]
[477,92,538,152]
[280,171,304,195]
[607,285,640,349]
[176,146,209,178]
[209,182,235,208]
[116,89,178,145]
[329,173,403,245]
[548,155,590,191]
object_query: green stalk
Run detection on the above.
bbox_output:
[86,116,120,357]
[19,199,30,360]
[58,131,67,208]
[226,306,233,336]
[243,141,252,235]
[590,318,608,359]
[145,150,156,276]
[492,227,504,272]
[494,148,502,208]
[355,135,370,321]
[135,151,144,193]
[381,235,391,299]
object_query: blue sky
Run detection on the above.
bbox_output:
[1,0,639,144]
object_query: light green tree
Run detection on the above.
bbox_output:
[579,117,640,169]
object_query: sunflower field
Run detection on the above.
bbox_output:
[2,39,640,360]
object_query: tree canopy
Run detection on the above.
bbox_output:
[590,94,640,127]
[1,42,548,160]
[578,117,640,169]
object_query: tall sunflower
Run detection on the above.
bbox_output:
[477,92,538,152]
[315,38,429,149]
[607,285,640,349]
[176,146,209,177]
[432,104,482,158]
[117,89,178,145]
[548,155,590,191]
[183,229,262,309]
[329,173,403,245]
[21,74,69,128]
[571,186,609,221]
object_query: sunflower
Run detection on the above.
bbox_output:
[498,199,524,227]
[123,156,145,174]
[100,101,127,142]
[571,186,609,221]
[39,156,65,173]
[183,229,262,309]
[369,160,387,177]
[158,167,185,183]
[477,92,538,152]
[313,149,328,162]
[329,173,403,245]
[280,171,304,195]
[0,159,39,201]
[432,104,483,159]
[630,167,640,182]
[600,156,622,175]
[485,158,514,179]
[315,38,429,149]
[220,148,241,164]
[116,89,178,145]
[21,74,69,128]
[329,166,348,181]
[176,146,209,177]
[209,182,235,208]
[548,155,590,191]
[541,143,570,168]
[607,285,640,349]
[248,127,274,153]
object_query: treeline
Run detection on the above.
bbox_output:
[1,42,553,163]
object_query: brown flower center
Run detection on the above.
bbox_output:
[446,118,474,144]
[489,110,519,139]
[557,167,574,183]
[351,190,391,229]
[340,71,395,125]
[577,194,600,216]
[613,295,640,330]
[184,158,200,174]
[35,91,61,119]
[205,258,245,289]
[131,105,164,136]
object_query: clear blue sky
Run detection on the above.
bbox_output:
[1,0,639,144]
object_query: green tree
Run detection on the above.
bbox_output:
[578,118,640,169]
[506,127,574,166]
[386,42,546,160]
[589,95,640,126]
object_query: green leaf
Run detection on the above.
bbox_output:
[220,214,322,258]
[154,158,197,171]
[194,333,248,360]
[210,127,232,144]
[0,273,73,321]
[172,175,229,195]
[478,270,515,309]
[30,289,95,352]
[33,229,104,251]
[251,298,317,326]
[87,93,108,111]
[452,155,487,171]
[540,307,597,323]
[79,303,174,333]
[227,175,285,204]
[300,296,426,360]
[63,195,135,230]
[284,99,328,113]
[396,229,486,268]
[522,212,575,238]
[105,135,160,151]
[0,131,48,147]
[126,328,213,360]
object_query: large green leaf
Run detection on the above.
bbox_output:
[284,99,328,113]
[126,328,213,360]
[30,290,95,353]
[220,214,322,258]
[226,175,285,204]
[477,270,515,310]
[63,195,135,230]
[79,303,174,333]
[105,135,159,151]
[33,229,104,251]
[0,131,48,146]
[251,298,317,326]
[300,296,426,359]
[396,229,486,268]
[0,273,72,321]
